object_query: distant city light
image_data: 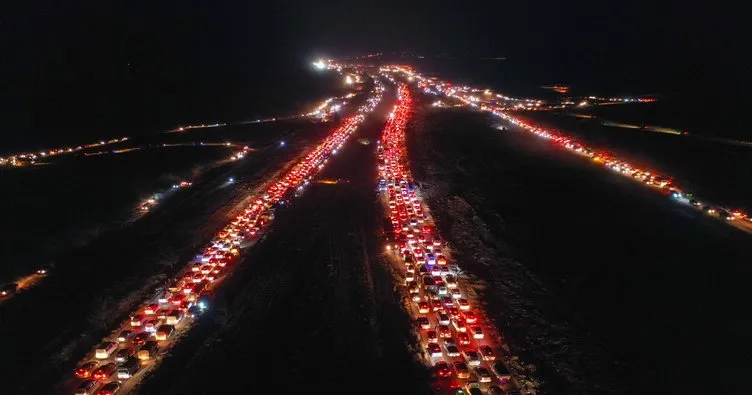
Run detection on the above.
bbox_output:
[345,75,354,84]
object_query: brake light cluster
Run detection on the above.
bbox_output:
[71,76,385,389]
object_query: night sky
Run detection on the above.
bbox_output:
[1,1,748,149]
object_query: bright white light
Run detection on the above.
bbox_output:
[313,60,326,70]
[345,75,354,84]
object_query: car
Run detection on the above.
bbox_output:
[418,301,430,314]
[479,345,496,361]
[444,343,461,357]
[436,324,452,338]
[469,326,484,339]
[96,381,122,395]
[462,311,478,324]
[492,361,513,380]
[427,343,443,358]
[689,199,701,207]
[187,304,202,318]
[465,381,484,395]
[453,361,470,379]
[130,314,145,327]
[75,361,99,378]
[138,341,159,361]
[447,306,461,319]
[432,299,444,311]
[719,210,733,220]
[435,360,452,378]
[452,319,467,333]
[1,283,19,297]
[457,298,470,310]
[442,297,455,308]
[703,206,716,214]
[166,310,183,325]
[95,342,118,359]
[114,347,134,364]
[462,350,481,366]
[92,363,116,380]
[144,319,161,333]
[426,330,439,343]
[156,308,170,320]
[457,332,471,345]
[75,379,100,395]
[144,303,159,315]
[116,358,140,379]
[438,286,448,296]
[155,324,175,341]
[437,312,451,326]
[487,385,504,395]
[116,330,134,343]
[416,316,431,329]
[131,332,151,346]
[474,367,493,382]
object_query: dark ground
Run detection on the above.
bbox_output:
[406,92,752,394]
[0,145,228,280]
[0,118,340,394]
[0,119,330,281]
[519,109,752,213]
[137,85,430,394]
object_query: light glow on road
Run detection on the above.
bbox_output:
[64,78,385,393]
[376,84,525,394]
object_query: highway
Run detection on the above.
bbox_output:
[56,76,384,395]
[381,66,752,239]
[376,83,526,394]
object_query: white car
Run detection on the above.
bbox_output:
[474,367,493,383]
[462,350,481,366]
[445,276,458,289]
[444,342,461,357]
[95,342,117,359]
[437,312,451,326]
[469,326,484,339]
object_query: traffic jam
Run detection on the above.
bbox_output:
[0,137,130,167]
[489,113,752,230]
[66,77,384,395]
[387,67,752,235]
[377,83,520,395]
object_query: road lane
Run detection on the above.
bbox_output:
[375,84,529,394]
[54,77,384,395]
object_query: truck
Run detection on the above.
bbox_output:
[155,324,175,341]
[137,341,159,361]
